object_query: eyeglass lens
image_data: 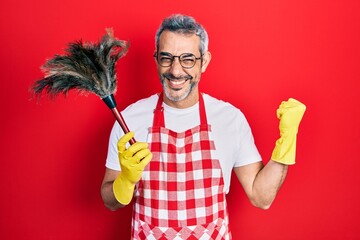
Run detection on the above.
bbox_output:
[156,53,200,68]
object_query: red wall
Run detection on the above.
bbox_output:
[1,0,359,239]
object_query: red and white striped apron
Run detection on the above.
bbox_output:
[131,92,231,240]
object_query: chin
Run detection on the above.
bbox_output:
[164,89,189,102]
[162,78,198,102]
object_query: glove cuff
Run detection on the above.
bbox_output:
[113,174,136,205]
[271,134,297,165]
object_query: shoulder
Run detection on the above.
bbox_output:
[203,93,246,122]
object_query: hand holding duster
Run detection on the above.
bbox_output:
[113,132,152,205]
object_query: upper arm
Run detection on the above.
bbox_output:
[233,161,264,199]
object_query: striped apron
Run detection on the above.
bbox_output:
[131,92,231,240]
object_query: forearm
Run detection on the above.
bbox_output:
[101,181,126,211]
[251,160,288,209]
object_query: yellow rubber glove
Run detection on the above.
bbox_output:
[271,98,306,165]
[113,131,152,205]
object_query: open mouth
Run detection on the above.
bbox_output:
[166,78,187,89]
[169,78,186,84]
[162,72,192,90]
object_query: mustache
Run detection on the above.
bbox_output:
[162,72,192,81]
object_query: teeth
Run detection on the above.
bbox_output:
[171,80,186,85]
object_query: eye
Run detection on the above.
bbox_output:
[159,56,172,63]
[180,55,195,67]
[181,58,195,63]
[180,54,195,62]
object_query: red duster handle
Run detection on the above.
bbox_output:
[102,94,136,145]
[110,108,136,145]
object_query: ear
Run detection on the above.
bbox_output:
[201,51,212,73]
[153,50,158,64]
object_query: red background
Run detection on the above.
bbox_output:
[1,0,359,239]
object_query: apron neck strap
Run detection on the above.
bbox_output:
[153,92,207,127]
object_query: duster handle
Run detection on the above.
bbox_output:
[103,95,136,145]
[111,108,136,145]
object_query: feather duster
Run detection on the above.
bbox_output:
[32,29,135,144]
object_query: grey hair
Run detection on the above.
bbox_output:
[155,14,209,54]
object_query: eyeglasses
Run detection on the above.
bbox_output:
[154,52,202,69]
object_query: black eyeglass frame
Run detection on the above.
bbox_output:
[154,52,202,69]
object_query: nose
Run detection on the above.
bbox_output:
[169,57,183,76]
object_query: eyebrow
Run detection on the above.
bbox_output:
[180,53,194,58]
[159,52,172,56]
[159,52,194,57]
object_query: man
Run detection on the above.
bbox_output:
[101,14,306,239]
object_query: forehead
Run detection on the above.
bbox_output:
[158,30,201,55]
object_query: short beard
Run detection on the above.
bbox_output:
[160,73,196,102]
[164,80,197,102]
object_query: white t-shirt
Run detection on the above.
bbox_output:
[105,93,262,193]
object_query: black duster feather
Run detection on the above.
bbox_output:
[32,29,135,144]
[33,28,128,98]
